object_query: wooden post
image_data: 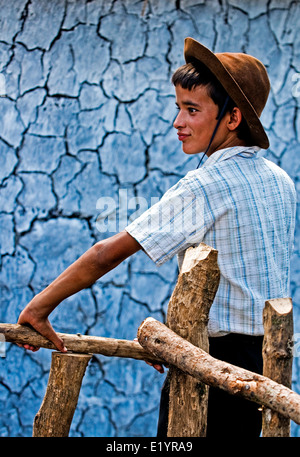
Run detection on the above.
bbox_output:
[137,317,300,426]
[262,298,294,437]
[165,243,220,437]
[33,352,92,437]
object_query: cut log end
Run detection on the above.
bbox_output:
[180,243,217,274]
[137,317,156,339]
[265,298,293,315]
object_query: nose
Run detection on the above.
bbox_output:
[173,109,185,129]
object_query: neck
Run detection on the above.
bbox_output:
[205,136,246,157]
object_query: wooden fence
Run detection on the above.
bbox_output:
[0,243,298,437]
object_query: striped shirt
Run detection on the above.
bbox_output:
[125,146,296,336]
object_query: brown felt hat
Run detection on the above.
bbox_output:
[184,37,270,149]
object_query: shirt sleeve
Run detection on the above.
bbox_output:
[125,180,206,266]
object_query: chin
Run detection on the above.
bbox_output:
[182,147,202,155]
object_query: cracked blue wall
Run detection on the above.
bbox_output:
[0,0,299,437]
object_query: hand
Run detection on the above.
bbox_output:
[145,361,167,374]
[17,299,67,353]
[134,338,167,374]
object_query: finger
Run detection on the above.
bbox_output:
[44,328,67,353]
[24,344,39,352]
[16,342,39,352]
[33,319,68,353]
[153,363,165,373]
[145,361,165,373]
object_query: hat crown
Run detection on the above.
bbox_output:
[216,52,270,117]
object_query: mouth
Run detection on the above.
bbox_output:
[177,132,190,141]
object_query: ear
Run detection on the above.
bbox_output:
[227,107,243,131]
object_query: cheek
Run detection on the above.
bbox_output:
[193,112,217,135]
[192,119,207,136]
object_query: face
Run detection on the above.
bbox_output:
[173,84,228,156]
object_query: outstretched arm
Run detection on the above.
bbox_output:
[17,231,141,352]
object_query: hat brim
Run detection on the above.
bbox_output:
[184,37,269,149]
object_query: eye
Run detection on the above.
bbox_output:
[188,107,198,113]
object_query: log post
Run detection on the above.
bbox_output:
[33,351,92,437]
[137,317,300,426]
[262,298,294,437]
[165,243,220,437]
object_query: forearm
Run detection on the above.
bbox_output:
[34,245,107,314]
[26,231,141,317]
[17,231,141,351]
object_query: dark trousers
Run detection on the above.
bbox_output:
[157,333,264,438]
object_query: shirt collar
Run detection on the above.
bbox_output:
[202,146,260,168]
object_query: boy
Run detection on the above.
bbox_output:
[18,38,296,437]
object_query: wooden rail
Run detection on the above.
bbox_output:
[138,315,299,427]
[0,323,163,363]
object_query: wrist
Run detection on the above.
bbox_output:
[25,292,56,320]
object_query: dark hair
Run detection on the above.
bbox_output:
[172,61,252,145]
